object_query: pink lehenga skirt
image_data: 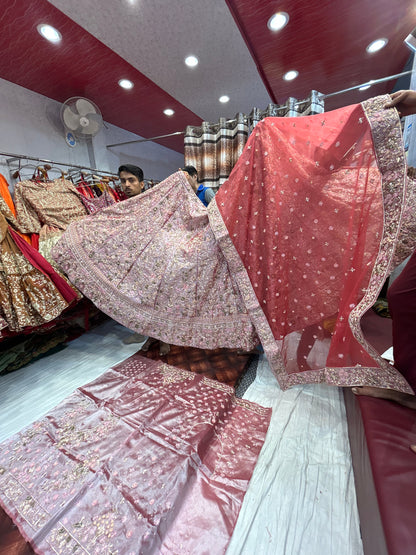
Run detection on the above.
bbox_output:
[52,172,259,351]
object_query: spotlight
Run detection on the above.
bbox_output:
[37,24,61,43]
[118,79,134,90]
[366,38,388,54]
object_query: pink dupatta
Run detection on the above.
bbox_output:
[210,95,412,392]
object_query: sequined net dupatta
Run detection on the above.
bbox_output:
[209,95,411,392]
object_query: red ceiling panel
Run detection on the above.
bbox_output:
[1,0,415,156]
[225,0,416,111]
[0,0,202,152]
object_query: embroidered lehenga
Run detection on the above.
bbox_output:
[53,95,413,393]
[0,197,78,333]
[52,173,259,351]
[13,178,88,267]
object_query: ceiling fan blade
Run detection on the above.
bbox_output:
[62,106,81,130]
[76,98,97,116]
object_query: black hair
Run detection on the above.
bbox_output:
[118,164,144,181]
[182,165,198,177]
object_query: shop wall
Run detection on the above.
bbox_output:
[0,78,90,180]
[0,78,184,185]
[100,123,184,182]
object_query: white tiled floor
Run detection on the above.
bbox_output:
[0,320,362,555]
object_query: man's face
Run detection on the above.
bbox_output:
[119,171,144,198]
[185,172,198,192]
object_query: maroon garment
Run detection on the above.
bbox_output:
[387,249,416,393]
[9,227,79,306]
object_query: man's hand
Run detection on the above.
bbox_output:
[384,90,416,117]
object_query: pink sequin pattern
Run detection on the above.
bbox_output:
[210,95,412,393]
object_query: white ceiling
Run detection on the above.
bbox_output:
[47,0,272,122]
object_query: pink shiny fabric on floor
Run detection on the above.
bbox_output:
[210,95,412,392]
[0,355,271,554]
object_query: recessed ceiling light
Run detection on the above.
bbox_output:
[37,24,62,43]
[283,70,299,81]
[118,79,134,90]
[185,55,199,68]
[366,38,388,53]
[219,95,230,103]
[267,12,289,32]
[164,108,175,116]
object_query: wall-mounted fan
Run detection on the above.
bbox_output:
[60,97,103,145]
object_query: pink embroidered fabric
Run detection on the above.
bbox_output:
[392,174,416,268]
[0,355,271,554]
[79,189,117,214]
[52,172,259,350]
[52,95,412,393]
[209,95,412,393]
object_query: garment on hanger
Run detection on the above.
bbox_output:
[52,95,412,393]
[0,174,32,244]
[52,171,259,351]
[0,212,77,333]
[79,188,116,214]
[13,178,88,266]
[0,174,15,215]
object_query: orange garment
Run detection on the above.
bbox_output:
[0,173,15,214]
[0,174,31,245]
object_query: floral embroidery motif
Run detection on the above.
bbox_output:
[160,364,195,385]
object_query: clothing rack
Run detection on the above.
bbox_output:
[1,150,118,178]
[106,69,414,149]
[1,151,161,189]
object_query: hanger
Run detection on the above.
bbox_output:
[12,163,39,181]
[32,165,50,182]
[43,164,66,179]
